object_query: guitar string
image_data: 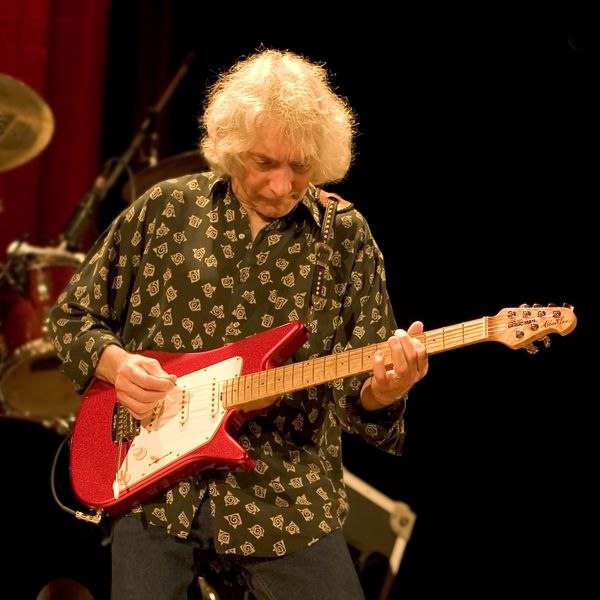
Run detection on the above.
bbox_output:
[171,318,558,399]
[147,317,550,416]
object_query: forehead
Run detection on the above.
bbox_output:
[249,123,304,161]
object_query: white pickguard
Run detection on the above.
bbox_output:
[114,355,243,497]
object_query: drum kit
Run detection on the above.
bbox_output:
[1,71,208,436]
[0,73,85,434]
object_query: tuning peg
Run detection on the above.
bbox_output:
[519,303,530,308]
[562,302,574,310]
[532,303,542,308]
[542,335,551,349]
[524,343,539,355]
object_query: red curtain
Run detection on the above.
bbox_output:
[0,0,111,260]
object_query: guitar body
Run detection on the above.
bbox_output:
[69,320,309,516]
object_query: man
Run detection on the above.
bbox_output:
[49,48,428,599]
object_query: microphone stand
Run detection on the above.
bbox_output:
[59,50,197,252]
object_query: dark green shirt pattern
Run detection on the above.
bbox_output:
[49,173,406,558]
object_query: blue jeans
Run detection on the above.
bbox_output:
[111,500,366,600]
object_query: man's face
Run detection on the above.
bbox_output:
[231,125,315,221]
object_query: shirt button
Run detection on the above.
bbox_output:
[239,233,245,239]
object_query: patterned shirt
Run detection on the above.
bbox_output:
[48,172,406,558]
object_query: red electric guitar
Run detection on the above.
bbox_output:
[69,304,576,519]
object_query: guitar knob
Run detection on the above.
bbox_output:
[132,445,147,460]
[524,343,539,355]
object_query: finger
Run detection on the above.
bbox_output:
[389,334,409,377]
[115,391,158,420]
[406,320,424,336]
[417,349,429,377]
[126,361,177,393]
[372,349,387,381]
[394,330,425,376]
[140,357,177,381]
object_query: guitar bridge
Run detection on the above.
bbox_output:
[111,403,140,443]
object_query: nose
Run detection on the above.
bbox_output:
[269,166,293,197]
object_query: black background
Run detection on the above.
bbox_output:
[11,8,597,599]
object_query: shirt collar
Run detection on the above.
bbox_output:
[206,173,229,201]
[209,176,322,228]
[299,183,323,228]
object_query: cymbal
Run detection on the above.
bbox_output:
[0,73,54,172]
[122,150,208,202]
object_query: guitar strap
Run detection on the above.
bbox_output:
[308,190,339,320]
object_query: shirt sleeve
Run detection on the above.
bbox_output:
[47,199,146,392]
[326,209,407,455]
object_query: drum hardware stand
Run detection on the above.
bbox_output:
[1,242,26,294]
[59,50,197,252]
[0,257,16,287]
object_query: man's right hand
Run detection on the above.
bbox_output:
[96,345,177,420]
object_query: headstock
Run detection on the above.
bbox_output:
[489,304,577,352]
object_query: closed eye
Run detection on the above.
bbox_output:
[290,162,311,173]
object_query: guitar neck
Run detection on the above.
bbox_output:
[222,317,488,410]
